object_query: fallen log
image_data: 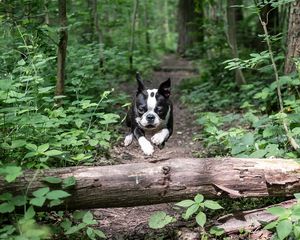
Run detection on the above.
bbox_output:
[216,199,297,234]
[1,158,300,210]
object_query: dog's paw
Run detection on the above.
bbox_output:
[151,129,169,146]
[124,134,133,147]
[138,137,154,155]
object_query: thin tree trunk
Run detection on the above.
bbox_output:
[226,0,246,85]
[129,0,139,71]
[92,0,104,69]
[285,0,300,74]
[163,0,170,49]
[2,158,300,211]
[55,0,68,98]
[44,0,50,25]
[176,0,201,55]
[144,1,151,53]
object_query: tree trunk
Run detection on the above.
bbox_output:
[92,0,104,69]
[44,0,50,25]
[227,0,246,85]
[55,0,68,98]
[285,0,300,74]
[163,0,170,50]
[129,0,139,71]
[2,158,300,211]
[176,0,202,55]
[144,1,151,53]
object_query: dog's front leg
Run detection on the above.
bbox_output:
[151,128,170,147]
[134,128,154,155]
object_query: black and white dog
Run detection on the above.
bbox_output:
[124,73,173,155]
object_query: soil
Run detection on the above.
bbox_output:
[94,55,203,239]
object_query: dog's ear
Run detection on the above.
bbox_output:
[136,72,145,93]
[158,77,171,98]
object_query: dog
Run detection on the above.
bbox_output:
[124,73,173,155]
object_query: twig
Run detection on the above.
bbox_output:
[258,14,300,151]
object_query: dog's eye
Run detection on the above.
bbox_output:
[137,106,145,114]
[156,107,163,114]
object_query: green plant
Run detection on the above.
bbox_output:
[61,210,106,239]
[148,194,224,238]
[176,194,223,228]
[264,193,300,240]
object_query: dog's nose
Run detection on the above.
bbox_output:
[146,114,155,122]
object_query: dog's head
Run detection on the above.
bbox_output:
[134,73,171,130]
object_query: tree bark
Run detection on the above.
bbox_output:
[285,0,300,74]
[176,0,202,55]
[55,0,68,98]
[163,0,170,50]
[2,158,300,211]
[129,0,139,71]
[227,0,246,85]
[92,0,104,69]
[144,1,151,53]
[44,0,50,25]
[217,199,296,234]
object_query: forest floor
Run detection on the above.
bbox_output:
[93,55,203,239]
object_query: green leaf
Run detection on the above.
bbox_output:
[292,127,300,135]
[3,166,22,182]
[49,199,64,207]
[209,226,224,236]
[75,119,84,128]
[38,86,53,94]
[264,221,277,230]
[73,210,87,220]
[26,143,38,151]
[175,199,195,208]
[148,211,175,229]
[294,193,300,199]
[204,200,223,210]
[0,193,12,201]
[94,229,106,239]
[24,206,35,219]
[32,187,50,198]
[89,139,98,147]
[46,190,70,200]
[30,197,46,207]
[24,151,38,159]
[44,150,63,156]
[195,211,206,227]
[249,149,268,158]
[43,176,62,184]
[17,59,26,66]
[62,176,76,189]
[276,219,292,240]
[294,225,300,239]
[65,223,86,235]
[86,227,96,240]
[267,206,287,217]
[11,140,27,149]
[37,144,49,153]
[185,204,200,219]
[241,132,254,146]
[83,211,97,225]
[0,202,15,213]
[194,194,204,203]
[12,195,26,206]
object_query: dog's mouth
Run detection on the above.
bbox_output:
[145,124,156,129]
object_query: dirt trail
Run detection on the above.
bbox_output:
[96,55,202,239]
